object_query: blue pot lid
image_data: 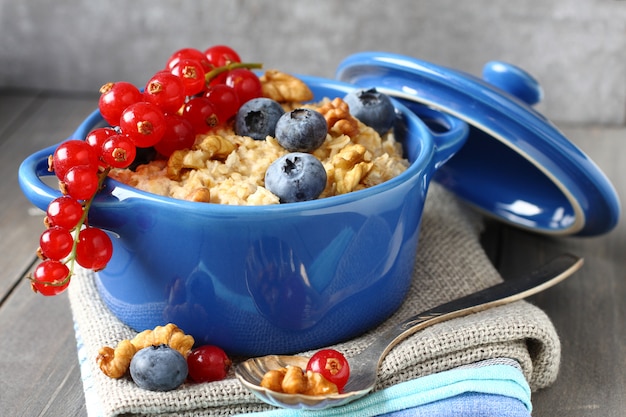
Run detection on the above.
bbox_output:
[336,52,620,236]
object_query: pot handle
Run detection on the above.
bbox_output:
[18,144,64,211]
[406,101,469,170]
[18,109,109,211]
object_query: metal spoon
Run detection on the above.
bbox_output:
[236,253,583,410]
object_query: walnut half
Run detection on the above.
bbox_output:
[260,70,314,103]
[316,97,360,139]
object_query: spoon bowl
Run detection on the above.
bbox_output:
[236,253,584,410]
[237,355,369,409]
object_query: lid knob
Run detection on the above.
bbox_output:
[482,61,543,106]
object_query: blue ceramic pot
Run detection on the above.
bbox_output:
[18,75,468,356]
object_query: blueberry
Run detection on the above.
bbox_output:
[275,108,327,152]
[234,98,285,141]
[265,153,327,203]
[343,88,396,135]
[129,344,188,391]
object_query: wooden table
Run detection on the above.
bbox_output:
[1,89,624,416]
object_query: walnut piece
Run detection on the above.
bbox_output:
[96,323,194,378]
[167,135,236,180]
[317,97,360,138]
[281,366,309,394]
[304,370,340,396]
[260,368,287,393]
[260,70,314,103]
[186,187,211,202]
[96,340,136,379]
[260,366,339,395]
[329,143,373,194]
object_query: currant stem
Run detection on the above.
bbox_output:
[204,62,263,85]
[31,167,111,287]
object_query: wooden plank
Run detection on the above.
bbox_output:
[492,127,626,417]
[0,89,39,144]
[0,268,86,416]
[0,92,96,416]
[0,92,98,298]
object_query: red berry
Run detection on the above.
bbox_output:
[62,165,100,201]
[86,127,118,149]
[98,81,142,126]
[75,227,113,270]
[204,45,241,68]
[101,134,137,168]
[225,68,262,105]
[183,97,218,134]
[204,84,240,124]
[119,102,167,148]
[306,349,350,392]
[171,59,206,96]
[165,47,212,72]
[143,72,186,113]
[207,71,229,87]
[31,260,71,296]
[39,226,74,261]
[155,114,196,157]
[186,345,232,383]
[86,127,118,169]
[46,196,84,230]
[52,140,100,181]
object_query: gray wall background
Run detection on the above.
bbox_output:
[2,0,625,126]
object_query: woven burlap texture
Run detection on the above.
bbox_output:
[68,182,561,417]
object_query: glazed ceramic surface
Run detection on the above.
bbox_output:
[336,53,620,236]
[19,75,468,356]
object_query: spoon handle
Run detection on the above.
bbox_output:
[367,253,583,363]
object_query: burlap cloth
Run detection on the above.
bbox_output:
[68,182,561,416]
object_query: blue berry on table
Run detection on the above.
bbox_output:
[129,344,188,391]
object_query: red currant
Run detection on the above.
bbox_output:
[99,81,143,126]
[225,68,262,105]
[101,134,137,168]
[86,127,118,149]
[143,72,186,114]
[62,165,100,201]
[46,196,84,230]
[170,59,206,97]
[204,84,240,124]
[52,140,100,181]
[155,114,196,157]
[186,345,232,383]
[204,45,241,68]
[86,127,118,169]
[165,47,212,72]
[39,226,74,261]
[75,227,113,270]
[207,71,229,87]
[31,260,71,296]
[183,97,218,134]
[119,102,167,148]
[306,349,350,392]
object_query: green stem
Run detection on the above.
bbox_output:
[204,62,263,85]
[38,167,111,287]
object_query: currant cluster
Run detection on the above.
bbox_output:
[30,45,262,296]
[30,139,113,296]
[98,45,262,157]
